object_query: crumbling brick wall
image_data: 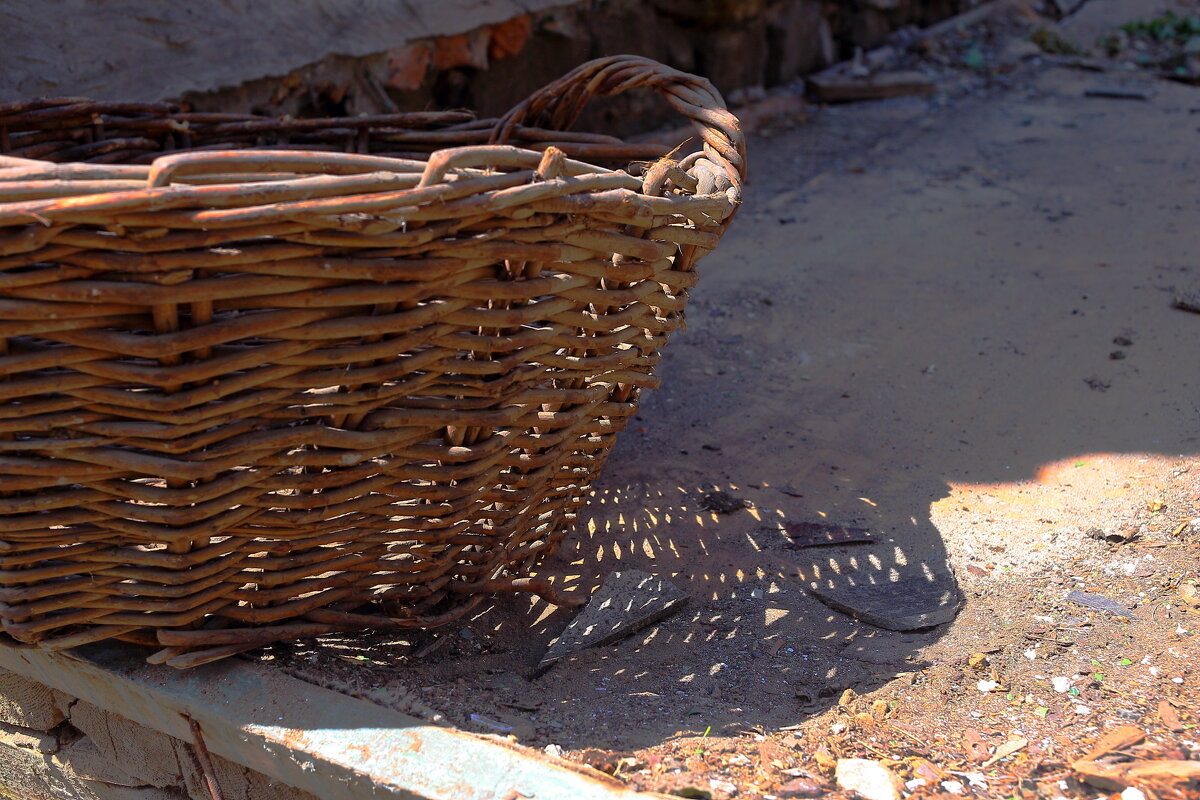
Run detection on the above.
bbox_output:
[0,668,309,800]
[180,0,970,136]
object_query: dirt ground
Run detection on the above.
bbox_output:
[257,2,1200,797]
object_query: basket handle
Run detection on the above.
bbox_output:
[492,55,745,201]
[144,150,427,187]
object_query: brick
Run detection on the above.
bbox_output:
[0,720,58,755]
[0,731,104,800]
[179,748,319,800]
[65,699,183,789]
[653,0,768,27]
[55,736,146,787]
[433,29,490,71]
[488,14,532,61]
[384,41,433,91]
[765,0,833,83]
[696,18,769,94]
[0,669,64,731]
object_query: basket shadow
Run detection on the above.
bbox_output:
[264,463,959,751]
[262,88,1200,752]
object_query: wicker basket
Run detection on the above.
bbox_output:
[0,56,744,667]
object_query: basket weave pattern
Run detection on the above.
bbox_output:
[0,56,744,666]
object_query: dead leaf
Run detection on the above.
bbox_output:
[1147,499,1166,512]
[967,652,988,668]
[982,737,1028,768]
[1179,583,1199,608]
[908,757,947,783]
[1159,700,1184,732]
[965,729,991,763]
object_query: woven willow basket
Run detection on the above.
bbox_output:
[0,56,744,667]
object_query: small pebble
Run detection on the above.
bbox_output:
[835,758,903,800]
[777,777,825,798]
[710,778,738,796]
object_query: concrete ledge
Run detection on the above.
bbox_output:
[0,644,667,800]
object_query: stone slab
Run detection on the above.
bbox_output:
[0,644,670,800]
[784,521,875,548]
[538,570,689,671]
[1067,589,1136,618]
[807,567,962,631]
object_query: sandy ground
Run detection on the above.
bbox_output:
[265,3,1200,796]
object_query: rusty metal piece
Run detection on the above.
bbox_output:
[185,715,227,800]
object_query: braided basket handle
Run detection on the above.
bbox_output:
[493,55,745,201]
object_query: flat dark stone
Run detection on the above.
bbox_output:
[537,570,688,671]
[700,491,747,514]
[1067,589,1135,618]
[1084,86,1153,100]
[784,521,874,548]
[807,570,962,631]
